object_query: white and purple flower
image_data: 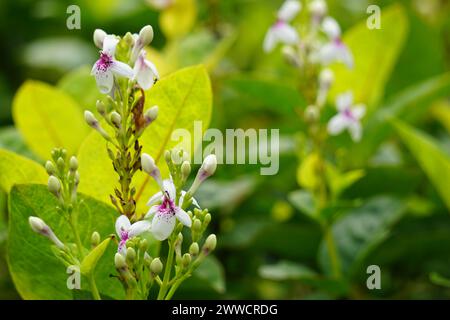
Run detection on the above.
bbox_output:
[319,17,353,68]
[327,92,365,142]
[133,50,160,90]
[145,179,193,241]
[263,0,302,53]
[115,215,151,254]
[91,35,134,94]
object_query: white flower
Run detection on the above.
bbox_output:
[115,215,151,254]
[29,216,65,249]
[91,35,134,94]
[145,179,193,241]
[327,92,366,142]
[263,0,302,53]
[319,17,353,68]
[133,50,159,90]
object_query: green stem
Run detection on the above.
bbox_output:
[165,274,189,300]
[87,273,101,300]
[323,224,341,279]
[157,241,175,300]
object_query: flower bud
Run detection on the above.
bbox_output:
[91,231,100,247]
[141,153,163,187]
[48,176,61,196]
[45,161,55,175]
[319,69,334,89]
[110,111,122,129]
[126,247,136,263]
[204,213,211,226]
[150,257,163,274]
[305,105,320,122]
[139,238,149,252]
[29,216,65,249]
[84,111,99,128]
[188,154,217,195]
[189,242,199,256]
[144,252,152,266]
[139,25,154,47]
[144,106,158,125]
[181,161,191,180]
[309,0,327,20]
[96,100,106,115]
[115,252,127,269]
[69,156,78,171]
[203,234,217,253]
[57,157,65,171]
[192,219,202,233]
[182,253,191,267]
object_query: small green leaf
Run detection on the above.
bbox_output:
[288,190,317,221]
[0,148,47,193]
[12,80,89,159]
[392,119,450,211]
[259,260,317,281]
[80,237,112,276]
[325,163,365,199]
[330,4,409,110]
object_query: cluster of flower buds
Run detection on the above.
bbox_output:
[86,25,161,218]
[44,148,80,210]
[264,0,366,142]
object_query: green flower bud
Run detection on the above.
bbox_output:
[96,100,106,115]
[192,219,202,232]
[45,161,55,175]
[114,253,127,269]
[139,238,149,252]
[69,156,78,171]
[182,253,191,267]
[91,231,100,247]
[110,111,122,129]
[139,25,154,47]
[150,258,163,274]
[126,247,136,263]
[57,157,65,171]
[203,234,217,253]
[144,252,152,266]
[181,161,191,179]
[48,176,61,196]
[164,150,171,164]
[204,213,211,226]
[189,242,199,256]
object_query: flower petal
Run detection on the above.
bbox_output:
[322,16,341,39]
[134,58,157,90]
[278,0,302,22]
[151,213,176,241]
[128,220,152,238]
[175,207,192,227]
[110,60,134,79]
[92,67,114,94]
[102,35,119,56]
[348,121,363,142]
[263,28,277,53]
[145,205,160,219]
[273,23,299,45]
[147,191,163,206]
[336,92,353,111]
[115,215,131,236]
[327,114,349,136]
[352,104,366,119]
[163,179,176,200]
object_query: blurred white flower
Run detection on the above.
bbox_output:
[319,17,353,68]
[327,92,365,142]
[263,0,302,53]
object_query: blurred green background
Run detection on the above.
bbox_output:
[1,0,450,299]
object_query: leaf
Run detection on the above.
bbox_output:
[160,0,197,39]
[258,261,317,281]
[7,184,123,299]
[0,148,47,193]
[227,77,306,116]
[192,256,225,294]
[325,163,365,199]
[77,65,212,214]
[288,190,317,221]
[318,196,407,278]
[0,127,38,161]
[12,80,90,159]
[430,100,450,133]
[58,66,102,112]
[297,153,321,190]
[392,119,450,211]
[80,237,112,276]
[330,4,409,111]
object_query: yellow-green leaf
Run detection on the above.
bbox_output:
[80,237,112,276]
[392,119,450,211]
[329,4,409,111]
[78,65,212,214]
[0,148,47,192]
[160,0,197,39]
[325,163,365,198]
[430,100,450,133]
[12,80,90,159]
[297,153,321,190]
